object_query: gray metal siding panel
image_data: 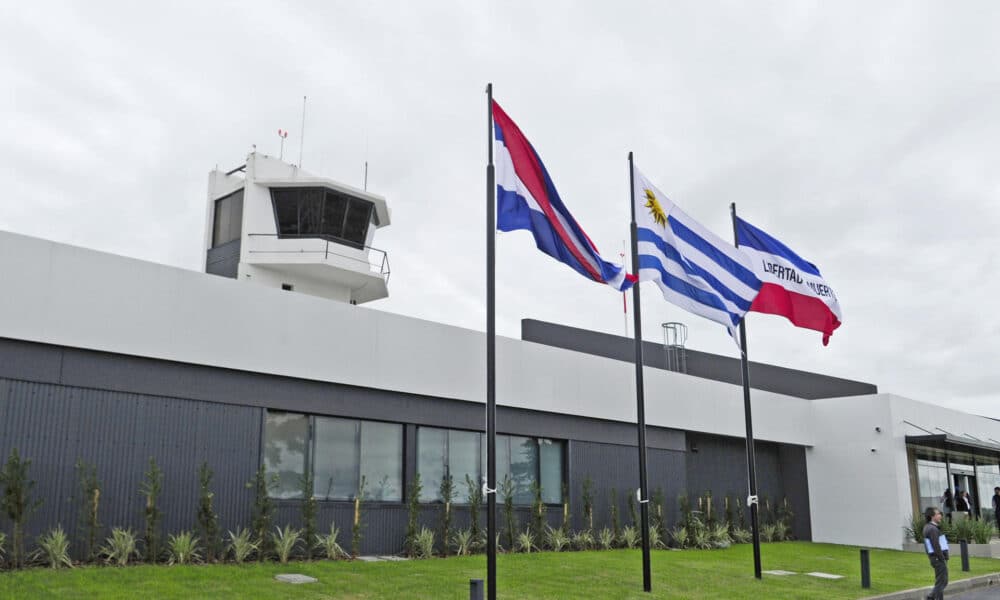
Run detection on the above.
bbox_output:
[0,378,260,558]
[522,318,877,399]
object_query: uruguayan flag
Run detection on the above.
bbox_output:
[633,166,762,343]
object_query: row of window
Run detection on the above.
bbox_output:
[270,187,374,248]
[211,189,244,247]
[263,411,565,504]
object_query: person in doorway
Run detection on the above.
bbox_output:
[940,489,954,521]
[955,488,970,513]
[923,506,949,600]
[993,487,1000,534]
[959,490,974,517]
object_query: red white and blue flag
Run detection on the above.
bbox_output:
[492,100,635,291]
[735,217,842,345]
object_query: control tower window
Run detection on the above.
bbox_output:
[271,187,374,248]
[211,189,244,247]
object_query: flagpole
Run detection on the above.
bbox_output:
[485,83,498,600]
[628,152,653,593]
[730,202,762,580]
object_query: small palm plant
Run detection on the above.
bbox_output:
[415,527,435,559]
[272,525,302,564]
[597,527,615,550]
[100,528,138,566]
[36,526,73,569]
[452,528,474,556]
[731,527,752,544]
[515,529,536,553]
[0,531,7,564]
[227,528,258,564]
[711,523,731,548]
[648,526,665,550]
[167,531,201,565]
[619,525,640,549]
[544,525,570,552]
[670,526,689,549]
[571,529,594,550]
[315,524,346,560]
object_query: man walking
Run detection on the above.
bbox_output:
[923,506,949,600]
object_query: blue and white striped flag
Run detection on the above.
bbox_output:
[633,165,762,344]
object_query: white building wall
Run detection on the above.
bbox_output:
[806,394,906,549]
[0,230,813,445]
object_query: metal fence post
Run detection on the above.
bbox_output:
[960,540,970,572]
[470,578,484,600]
[860,548,871,589]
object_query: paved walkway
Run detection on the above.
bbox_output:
[951,586,1000,599]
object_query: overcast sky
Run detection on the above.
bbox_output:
[2,1,999,419]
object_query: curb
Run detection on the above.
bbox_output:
[862,572,1000,599]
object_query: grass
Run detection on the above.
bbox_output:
[0,542,997,599]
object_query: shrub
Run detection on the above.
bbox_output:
[0,448,41,569]
[75,460,101,563]
[501,475,516,551]
[619,525,639,549]
[405,473,422,557]
[465,474,482,549]
[971,518,994,544]
[760,523,778,543]
[139,457,163,563]
[627,492,638,529]
[648,526,665,550]
[711,523,731,548]
[670,526,689,549]
[571,529,594,551]
[597,527,615,550]
[904,513,924,544]
[300,472,317,560]
[731,527,752,544]
[561,482,570,533]
[0,531,6,564]
[678,493,693,528]
[544,525,569,552]
[439,474,454,557]
[100,528,138,567]
[227,528,257,564]
[652,488,666,540]
[581,477,594,531]
[197,462,220,562]
[691,523,713,549]
[167,531,201,565]
[272,525,301,564]
[352,476,367,558]
[248,465,275,562]
[452,528,473,556]
[415,527,435,559]
[530,483,546,544]
[515,529,536,553]
[315,523,347,560]
[609,489,620,541]
[35,526,73,569]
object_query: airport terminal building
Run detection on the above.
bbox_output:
[1,153,998,555]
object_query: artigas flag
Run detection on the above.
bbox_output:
[492,100,634,291]
[633,166,762,343]
[735,216,842,345]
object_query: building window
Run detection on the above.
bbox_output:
[264,411,402,502]
[211,189,244,247]
[417,427,564,505]
[270,187,374,248]
[263,411,308,499]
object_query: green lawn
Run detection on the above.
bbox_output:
[1,543,996,599]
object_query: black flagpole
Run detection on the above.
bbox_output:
[628,152,653,592]
[730,202,762,580]
[485,83,498,600]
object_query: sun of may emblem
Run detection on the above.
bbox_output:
[644,189,668,227]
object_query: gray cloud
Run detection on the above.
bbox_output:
[2,1,999,417]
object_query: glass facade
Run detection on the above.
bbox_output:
[265,411,402,502]
[263,411,308,499]
[418,427,564,504]
[910,446,1000,521]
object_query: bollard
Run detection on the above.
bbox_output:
[960,540,969,572]
[860,548,871,589]
[470,578,484,600]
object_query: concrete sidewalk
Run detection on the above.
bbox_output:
[863,572,1000,600]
